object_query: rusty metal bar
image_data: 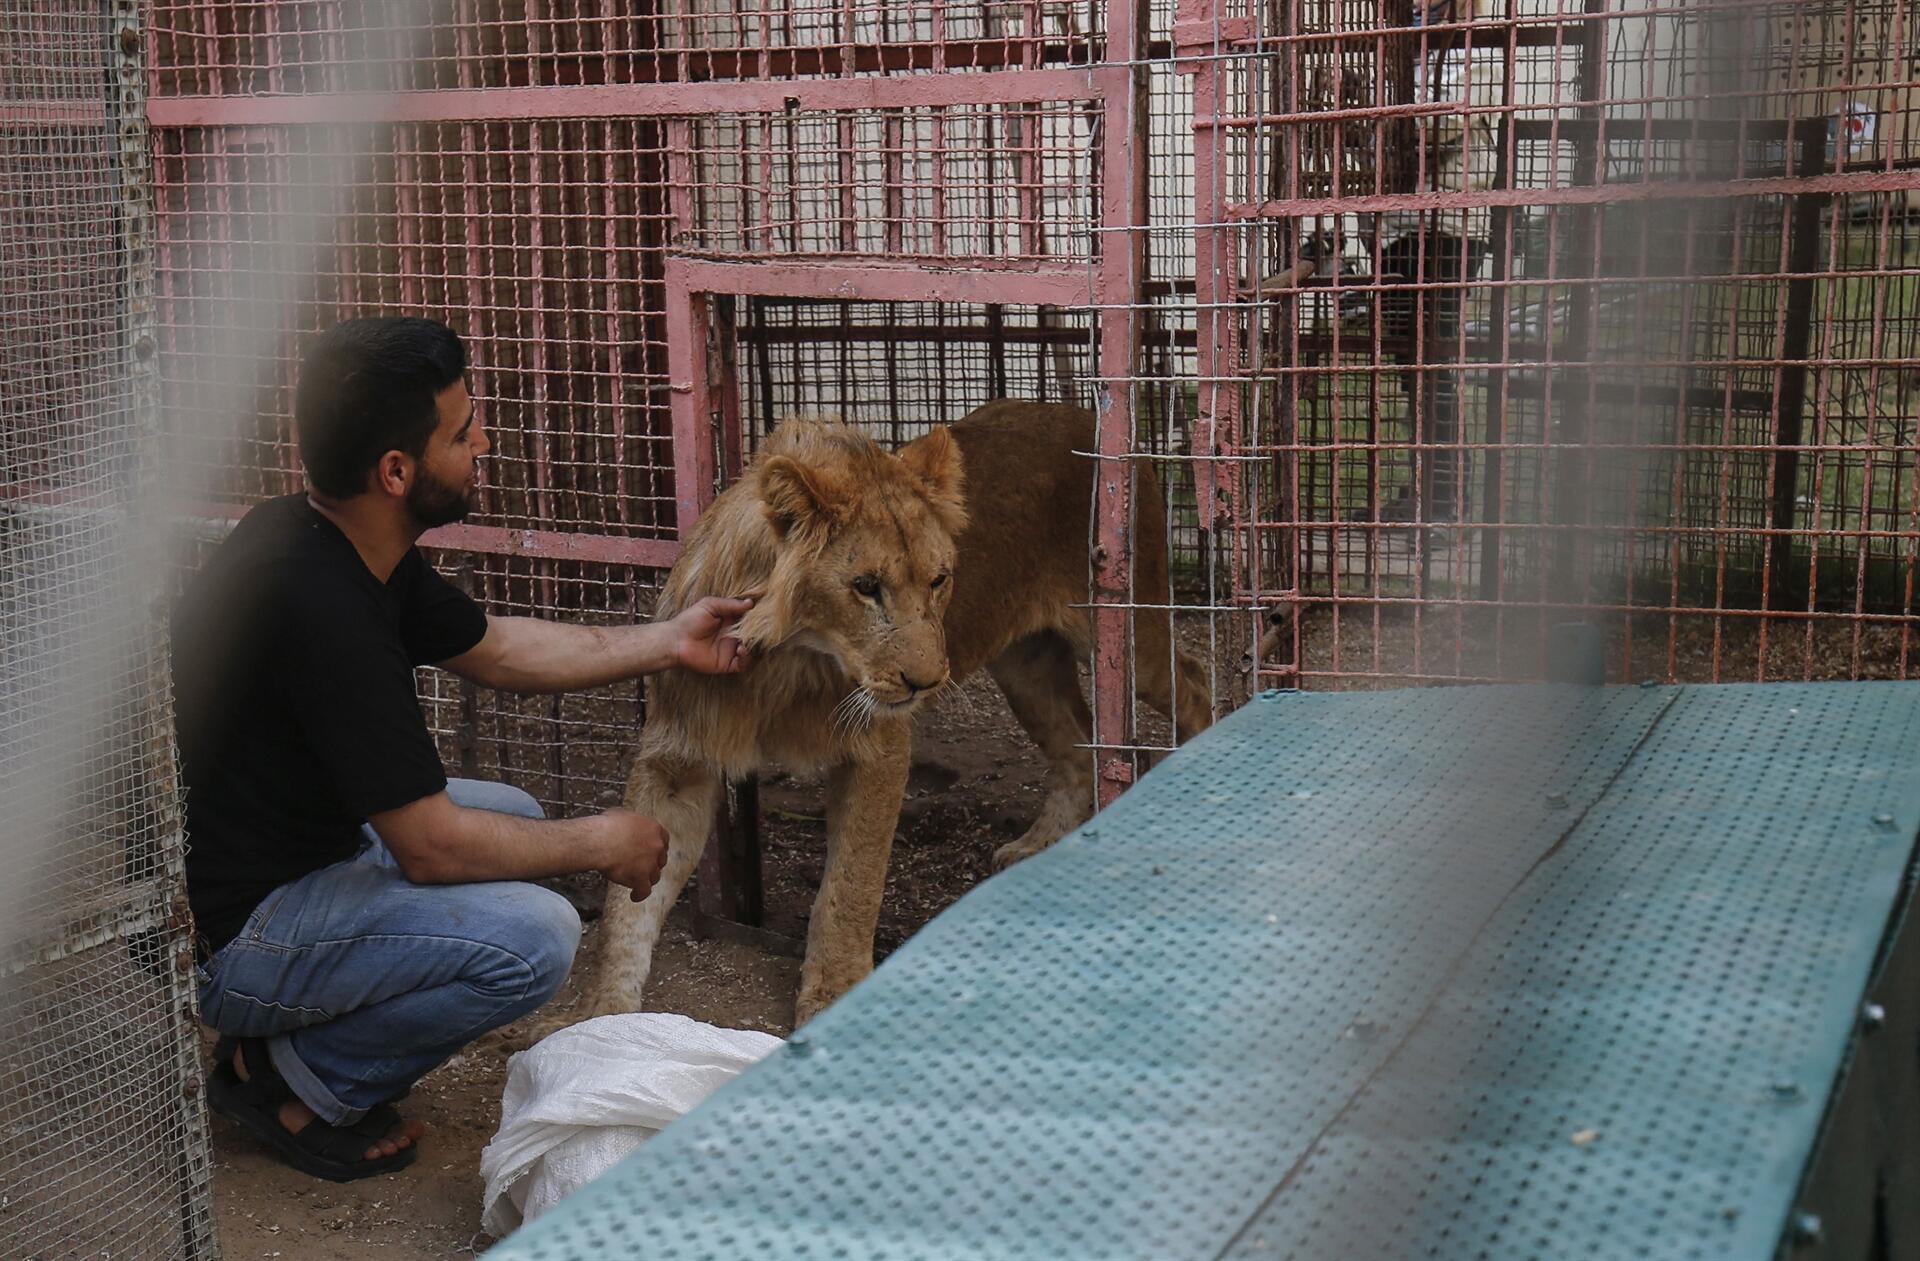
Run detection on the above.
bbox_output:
[664,255,1097,305]
[1225,166,1920,219]
[1089,0,1150,804]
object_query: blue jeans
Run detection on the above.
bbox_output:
[195,779,581,1126]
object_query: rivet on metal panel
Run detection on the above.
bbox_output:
[1872,811,1897,830]
[1769,1081,1805,1103]
[1545,791,1570,810]
[785,1033,811,1057]
[1082,829,1099,840]
[1789,1211,1824,1246]
[1639,678,1661,689]
[1861,1002,1886,1031]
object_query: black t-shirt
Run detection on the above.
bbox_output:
[172,495,489,952]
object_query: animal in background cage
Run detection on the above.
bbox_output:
[587,402,1212,1023]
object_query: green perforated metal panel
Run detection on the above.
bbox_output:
[491,683,1920,1261]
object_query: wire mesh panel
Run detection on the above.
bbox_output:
[154,118,679,538]
[151,0,1108,95]
[684,103,1099,261]
[737,300,1097,442]
[1187,0,1920,689]
[149,93,685,815]
[0,0,218,1256]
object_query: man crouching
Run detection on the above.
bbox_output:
[173,317,750,1181]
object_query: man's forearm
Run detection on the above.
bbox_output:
[381,796,612,884]
[454,616,679,694]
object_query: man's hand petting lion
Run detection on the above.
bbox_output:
[665,595,756,676]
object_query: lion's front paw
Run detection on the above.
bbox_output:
[793,970,863,1028]
[575,985,645,1024]
[792,991,829,1029]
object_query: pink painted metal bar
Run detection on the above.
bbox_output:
[666,280,719,535]
[664,256,1095,306]
[146,67,1107,128]
[522,123,560,612]
[598,138,631,527]
[182,501,681,567]
[420,523,679,569]
[1178,0,1238,531]
[881,109,905,256]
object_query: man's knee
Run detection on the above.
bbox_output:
[495,883,581,1003]
[446,778,545,821]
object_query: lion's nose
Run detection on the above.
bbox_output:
[900,671,942,696]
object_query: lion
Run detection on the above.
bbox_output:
[586,400,1214,1024]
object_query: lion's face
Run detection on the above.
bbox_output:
[731,422,968,717]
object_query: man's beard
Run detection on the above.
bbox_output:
[406,467,474,529]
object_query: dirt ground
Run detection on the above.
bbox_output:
[205,606,1913,1257]
[207,673,1048,1260]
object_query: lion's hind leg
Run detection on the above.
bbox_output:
[987,631,1096,870]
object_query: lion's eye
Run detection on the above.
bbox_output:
[852,575,882,600]
[930,573,948,590]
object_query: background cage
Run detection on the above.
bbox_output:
[138,0,1920,957]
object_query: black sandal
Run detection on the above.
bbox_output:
[207,1038,419,1183]
[211,1035,411,1106]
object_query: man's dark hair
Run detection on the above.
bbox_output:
[294,317,467,499]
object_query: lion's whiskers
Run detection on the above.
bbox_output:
[831,687,876,737]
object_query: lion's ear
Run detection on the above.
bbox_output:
[758,455,850,538]
[898,427,967,534]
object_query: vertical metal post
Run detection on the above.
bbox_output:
[122,5,220,1255]
[1548,0,1605,615]
[699,776,765,927]
[713,293,745,483]
[1181,0,1241,536]
[1478,0,1518,602]
[1090,0,1151,806]
[1769,117,1827,605]
[666,268,718,535]
[699,291,763,927]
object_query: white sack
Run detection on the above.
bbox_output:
[480,1012,782,1236]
